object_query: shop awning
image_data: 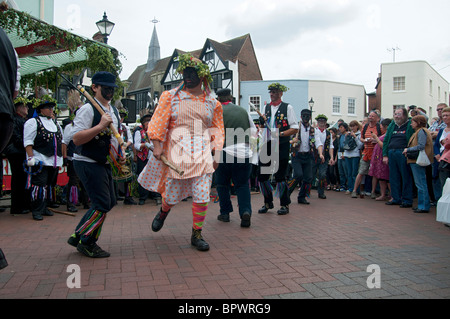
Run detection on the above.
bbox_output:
[2,8,113,76]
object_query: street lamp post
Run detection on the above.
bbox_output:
[309,98,315,124]
[96,12,115,44]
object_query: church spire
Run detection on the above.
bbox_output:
[146,17,161,73]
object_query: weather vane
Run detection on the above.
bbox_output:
[152,17,160,25]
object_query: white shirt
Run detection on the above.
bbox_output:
[63,124,74,160]
[440,130,450,154]
[23,116,63,167]
[314,127,334,150]
[299,123,312,153]
[14,50,21,92]
[72,100,120,163]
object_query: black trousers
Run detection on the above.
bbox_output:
[258,141,291,206]
[73,160,115,245]
[6,153,30,214]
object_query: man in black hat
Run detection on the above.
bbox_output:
[67,71,122,258]
[5,99,31,215]
[258,83,299,215]
[215,88,255,227]
[312,114,334,199]
[23,100,64,220]
[289,108,315,204]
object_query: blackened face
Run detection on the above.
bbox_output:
[101,86,115,101]
[301,113,311,124]
[183,67,201,88]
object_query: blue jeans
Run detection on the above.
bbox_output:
[216,158,252,217]
[388,149,413,205]
[345,157,360,192]
[338,158,347,189]
[410,163,430,211]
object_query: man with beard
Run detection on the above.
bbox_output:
[67,71,123,258]
[138,54,224,251]
[289,109,315,205]
[257,83,299,215]
[382,107,414,207]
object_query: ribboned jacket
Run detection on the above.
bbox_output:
[260,102,291,160]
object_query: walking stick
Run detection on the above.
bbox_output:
[161,155,184,176]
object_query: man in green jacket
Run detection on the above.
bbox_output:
[382,107,414,207]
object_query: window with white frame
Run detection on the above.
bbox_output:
[348,98,356,115]
[393,76,405,91]
[249,96,261,113]
[333,96,341,114]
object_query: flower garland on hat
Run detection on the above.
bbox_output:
[315,114,328,121]
[14,96,30,106]
[268,83,289,92]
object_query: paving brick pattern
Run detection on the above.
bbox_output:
[0,190,449,299]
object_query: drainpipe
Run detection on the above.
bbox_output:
[40,0,45,21]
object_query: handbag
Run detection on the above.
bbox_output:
[439,160,450,171]
[416,150,431,167]
[343,135,357,151]
[406,149,419,160]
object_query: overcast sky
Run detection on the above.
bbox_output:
[53,0,450,93]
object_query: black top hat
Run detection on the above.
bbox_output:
[301,109,312,115]
[37,101,56,110]
[92,71,118,88]
[216,88,231,97]
[140,114,152,123]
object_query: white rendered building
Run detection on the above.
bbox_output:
[379,61,449,119]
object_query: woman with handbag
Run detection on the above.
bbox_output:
[436,107,450,189]
[403,115,434,213]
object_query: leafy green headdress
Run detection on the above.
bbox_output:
[268,83,289,92]
[175,53,213,95]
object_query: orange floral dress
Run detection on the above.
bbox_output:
[138,88,224,205]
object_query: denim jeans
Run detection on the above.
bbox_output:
[216,158,252,217]
[388,149,413,205]
[338,158,347,189]
[410,163,430,211]
[345,157,360,192]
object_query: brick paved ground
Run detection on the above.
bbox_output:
[0,189,449,299]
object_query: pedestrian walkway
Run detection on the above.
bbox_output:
[0,190,449,299]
